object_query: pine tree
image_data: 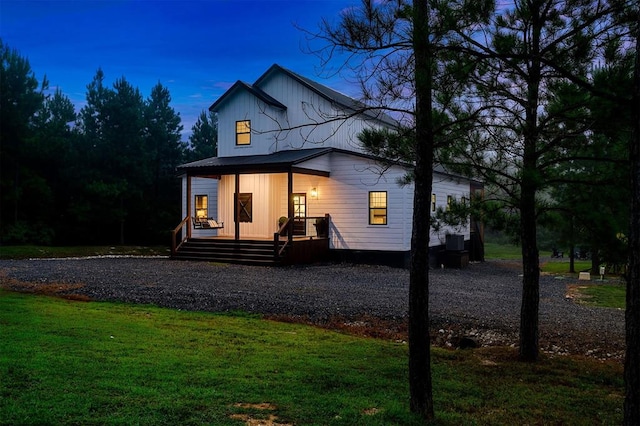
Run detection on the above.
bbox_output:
[186,110,217,161]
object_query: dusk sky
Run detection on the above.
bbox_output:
[1,0,360,138]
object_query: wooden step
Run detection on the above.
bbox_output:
[172,238,285,266]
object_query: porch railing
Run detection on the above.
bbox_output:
[273,214,330,259]
[171,216,191,256]
[172,213,331,261]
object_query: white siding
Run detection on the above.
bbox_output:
[181,176,220,237]
[310,152,412,251]
[216,89,287,158]
[429,172,471,245]
[218,173,282,238]
[216,72,389,157]
[295,155,331,173]
[258,72,342,150]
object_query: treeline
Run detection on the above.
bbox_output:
[0,40,217,245]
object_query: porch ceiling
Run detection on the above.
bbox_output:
[177,148,332,177]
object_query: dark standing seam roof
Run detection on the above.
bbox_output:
[209,80,287,112]
[176,147,479,184]
[208,64,398,128]
[177,148,333,175]
[254,64,399,127]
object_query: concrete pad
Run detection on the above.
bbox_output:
[578,272,591,281]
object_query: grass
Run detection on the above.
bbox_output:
[483,242,522,260]
[0,288,624,425]
[0,245,169,259]
[571,284,627,310]
[541,260,592,275]
[539,260,626,310]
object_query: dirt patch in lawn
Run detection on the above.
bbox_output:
[230,403,292,426]
[0,274,90,301]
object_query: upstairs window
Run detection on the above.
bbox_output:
[447,195,453,211]
[236,120,251,145]
[369,191,387,225]
[195,195,208,218]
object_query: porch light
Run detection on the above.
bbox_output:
[310,187,318,199]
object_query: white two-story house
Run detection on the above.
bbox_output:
[171,64,483,267]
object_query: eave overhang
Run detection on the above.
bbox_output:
[177,148,332,177]
[209,80,287,112]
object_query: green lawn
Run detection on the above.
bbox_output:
[0,289,623,425]
[540,260,592,275]
[573,284,627,310]
[483,242,522,260]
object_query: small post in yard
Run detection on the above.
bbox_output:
[599,265,605,281]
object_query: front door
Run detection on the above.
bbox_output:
[292,193,306,236]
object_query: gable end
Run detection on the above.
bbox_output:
[210,80,287,112]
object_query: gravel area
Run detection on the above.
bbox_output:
[0,257,626,360]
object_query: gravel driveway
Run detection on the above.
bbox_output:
[0,257,626,359]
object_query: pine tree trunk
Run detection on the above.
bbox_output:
[408,0,435,420]
[518,4,542,362]
[520,180,540,361]
[624,12,640,424]
[591,249,600,276]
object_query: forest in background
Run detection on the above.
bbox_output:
[0,40,217,245]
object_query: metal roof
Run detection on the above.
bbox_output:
[209,80,287,112]
[208,64,398,128]
[256,65,399,128]
[177,148,333,176]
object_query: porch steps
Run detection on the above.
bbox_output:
[172,238,283,266]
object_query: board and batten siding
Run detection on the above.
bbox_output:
[216,89,287,158]
[217,173,282,239]
[181,176,220,237]
[258,72,389,153]
[258,72,340,150]
[216,72,390,158]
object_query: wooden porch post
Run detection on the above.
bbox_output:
[235,173,240,241]
[186,174,192,238]
[288,170,293,244]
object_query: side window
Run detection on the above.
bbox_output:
[369,191,387,225]
[447,195,453,211]
[236,120,251,145]
[431,194,436,212]
[195,195,208,218]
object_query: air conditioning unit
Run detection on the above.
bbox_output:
[446,234,465,251]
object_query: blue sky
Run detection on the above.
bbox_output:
[1,0,359,138]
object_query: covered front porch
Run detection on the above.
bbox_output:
[171,149,333,265]
[171,224,330,266]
